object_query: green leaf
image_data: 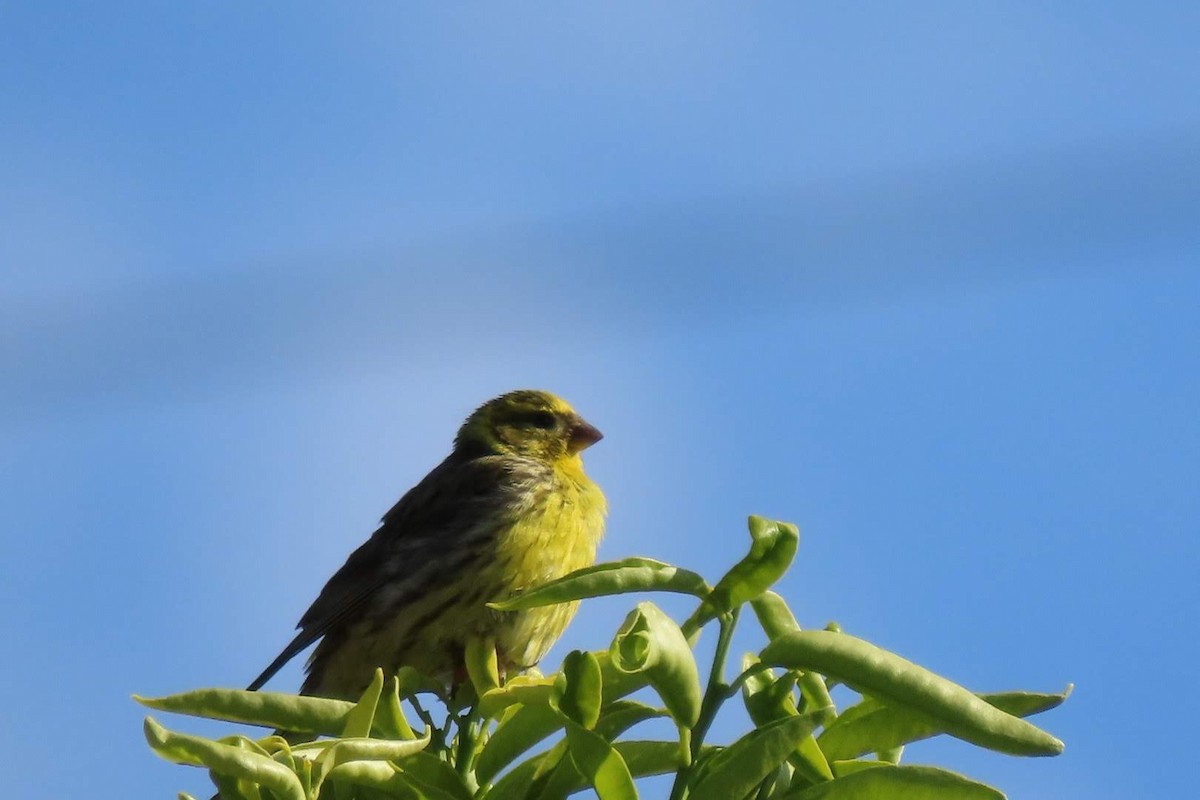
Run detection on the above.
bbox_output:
[594,700,667,740]
[482,740,693,800]
[395,751,476,800]
[378,676,419,740]
[597,650,651,702]
[875,745,903,764]
[614,739,691,777]
[325,754,472,800]
[563,724,638,800]
[818,685,1073,761]
[489,557,710,611]
[342,667,385,738]
[798,670,837,726]
[829,759,889,777]
[304,733,432,797]
[556,650,603,729]
[143,717,305,800]
[781,764,1005,799]
[478,673,559,719]
[324,760,422,799]
[740,656,798,725]
[749,593,838,727]
[475,703,565,785]
[208,772,258,800]
[740,655,834,785]
[751,590,801,640]
[710,516,800,613]
[466,636,501,695]
[478,753,540,800]
[761,630,1065,756]
[135,689,357,736]
[609,602,702,726]
[792,734,836,786]
[688,712,823,800]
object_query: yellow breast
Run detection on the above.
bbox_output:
[492,455,606,669]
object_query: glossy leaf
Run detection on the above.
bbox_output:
[143,717,305,800]
[395,751,476,800]
[475,703,564,785]
[818,686,1071,760]
[597,650,651,702]
[556,650,603,729]
[478,676,558,721]
[306,733,432,797]
[483,739,689,800]
[594,699,667,740]
[327,755,471,800]
[135,689,356,736]
[781,764,1005,800]
[325,760,424,799]
[829,759,888,778]
[208,772,257,800]
[709,516,799,612]
[609,602,702,726]
[751,590,801,640]
[688,712,823,800]
[342,667,384,738]
[564,724,637,800]
[466,636,501,695]
[378,676,419,740]
[739,655,833,784]
[489,557,710,611]
[798,670,837,726]
[762,630,1064,756]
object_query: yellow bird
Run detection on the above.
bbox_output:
[247,390,606,700]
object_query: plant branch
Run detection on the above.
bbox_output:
[669,606,740,800]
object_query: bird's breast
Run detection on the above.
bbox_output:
[497,467,606,588]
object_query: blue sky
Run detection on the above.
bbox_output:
[2,4,1197,798]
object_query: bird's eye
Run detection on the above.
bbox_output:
[523,410,558,430]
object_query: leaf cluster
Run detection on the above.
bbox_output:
[139,516,1068,799]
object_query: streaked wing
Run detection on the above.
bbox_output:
[247,452,537,691]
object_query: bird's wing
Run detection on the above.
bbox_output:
[246,453,536,691]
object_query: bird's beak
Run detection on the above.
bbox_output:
[568,418,603,453]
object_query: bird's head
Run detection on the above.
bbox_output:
[455,390,603,463]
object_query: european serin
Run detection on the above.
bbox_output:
[247,389,607,699]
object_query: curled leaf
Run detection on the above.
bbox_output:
[610,602,702,726]
[710,517,800,613]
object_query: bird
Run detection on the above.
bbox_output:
[246,389,607,701]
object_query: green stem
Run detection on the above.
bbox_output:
[454,711,481,792]
[680,601,718,644]
[669,607,740,800]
